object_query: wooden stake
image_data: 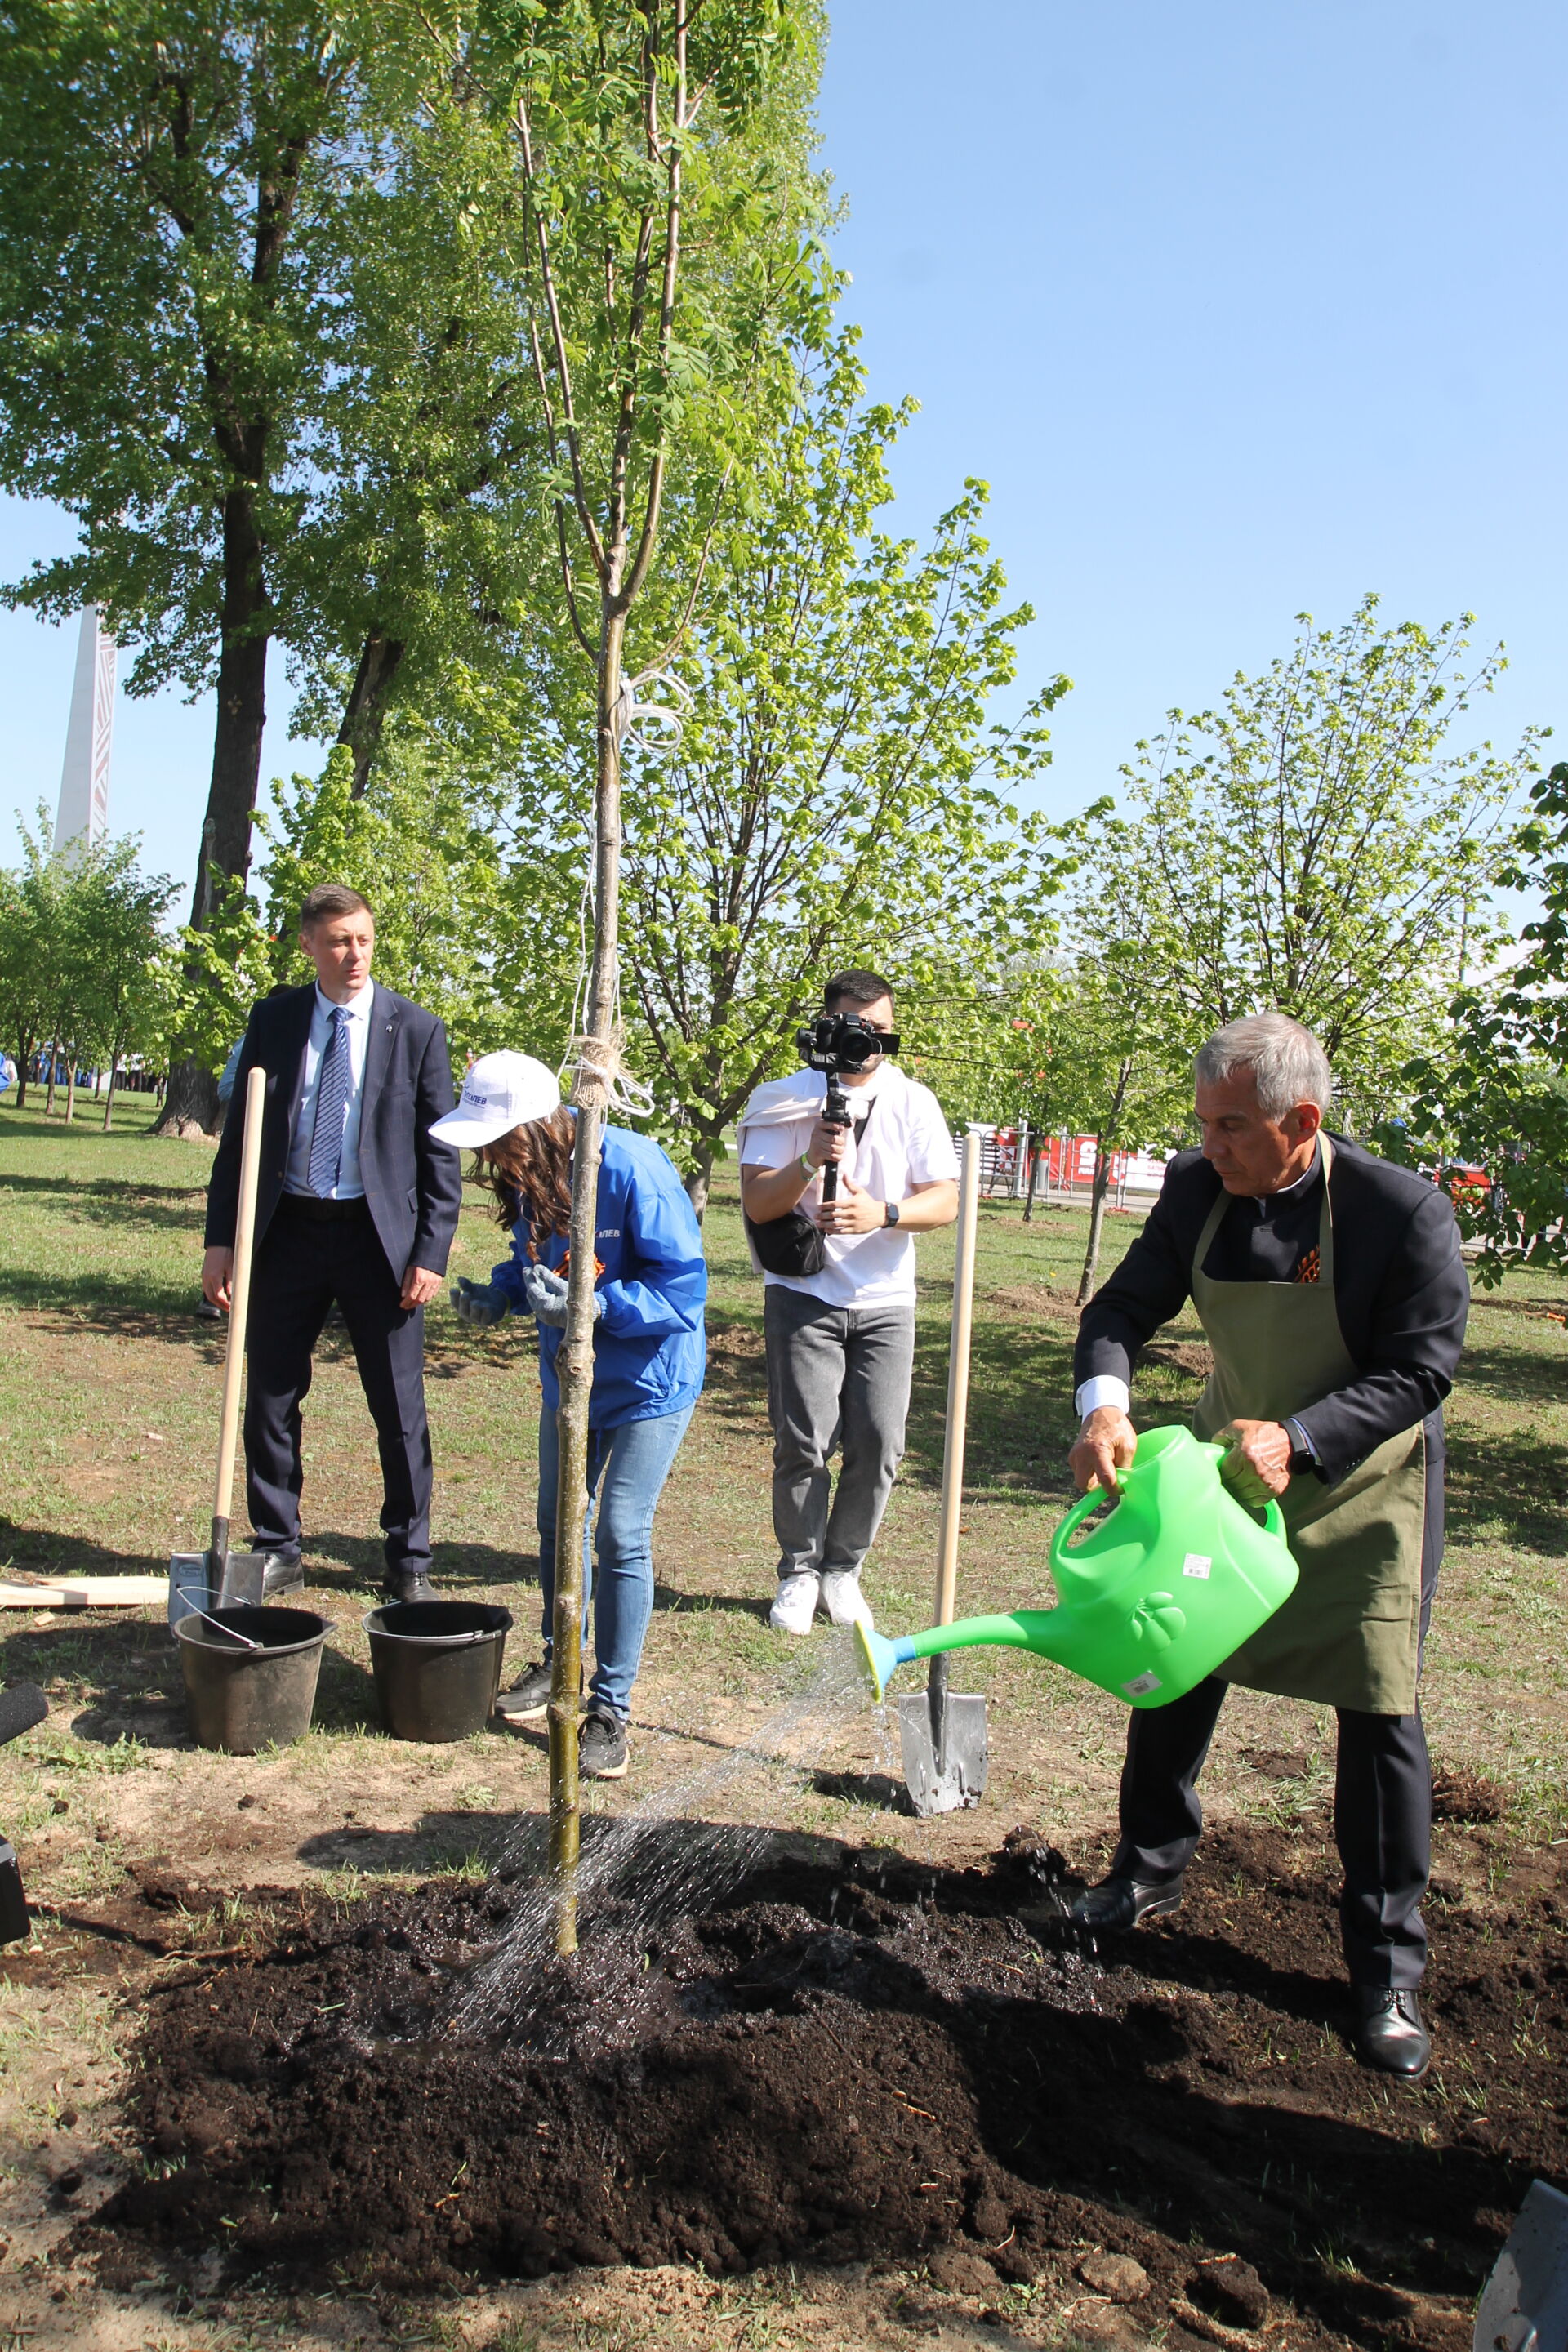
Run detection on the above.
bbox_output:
[210,1063,266,1580]
[933,1130,981,1628]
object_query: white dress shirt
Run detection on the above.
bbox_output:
[283,981,374,1200]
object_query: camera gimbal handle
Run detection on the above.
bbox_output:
[820,1076,851,1203]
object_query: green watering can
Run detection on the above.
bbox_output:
[856,1423,1298,1712]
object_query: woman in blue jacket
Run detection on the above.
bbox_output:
[432,1050,706,1780]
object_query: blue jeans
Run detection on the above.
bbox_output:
[536,1400,693,1720]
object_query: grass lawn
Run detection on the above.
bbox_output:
[0,1089,1561,2350]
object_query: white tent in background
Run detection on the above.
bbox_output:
[54,606,115,853]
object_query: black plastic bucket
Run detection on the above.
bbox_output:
[174,1606,331,1755]
[364,1601,513,1742]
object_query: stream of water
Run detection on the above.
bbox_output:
[456,1635,873,2040]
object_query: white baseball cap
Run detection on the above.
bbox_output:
[430,1051,562,1147]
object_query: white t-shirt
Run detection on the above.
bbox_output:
[737,1064,960,1307]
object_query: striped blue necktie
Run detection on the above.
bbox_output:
[307,1006,352,1196]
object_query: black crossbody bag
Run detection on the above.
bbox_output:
[745,1107,872,1277]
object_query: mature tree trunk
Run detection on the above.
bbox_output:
[1076,1144,1112,1306]
[1022,1139,1041,1224]
[338,632,406,797]
[158,483,271,1138]
[12,1037,30,1111]
[101,1059,118,1132]
[1076,1060,1135,1304]
[44,1038,59,1116]
[683,1129,722,1220]
[65,1056,76,1122]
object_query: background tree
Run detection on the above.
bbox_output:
[1090,598,1536,1125]
[1397,759,1568,1283]
[0,2,553,1129]
[0,0,384,1127]
[69,849,180,1129]
[0,833,58,1111]
[603,332,1071,1209]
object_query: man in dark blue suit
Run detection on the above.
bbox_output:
[203,884,462,1601]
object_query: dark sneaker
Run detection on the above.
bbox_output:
[580,1707,629,1780]
[496,1659,556,1724]
[196,1297,223,1321]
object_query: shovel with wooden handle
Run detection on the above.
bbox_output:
[898,1128,989,1815]
[169,1062,269,1627]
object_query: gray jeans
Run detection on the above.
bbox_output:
[764,1285,916,1582]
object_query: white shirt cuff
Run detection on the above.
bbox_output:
[1075,1374,1131,1420]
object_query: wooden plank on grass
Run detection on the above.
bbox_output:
[0,1577,168,1609]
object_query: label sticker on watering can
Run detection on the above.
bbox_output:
[1123,1672,1162,1696]
[1182,1554,1213,1579]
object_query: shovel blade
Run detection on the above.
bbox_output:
[216,1552,266,1607]
[897,1690,988,1817]
[1474,2180,1568,2352]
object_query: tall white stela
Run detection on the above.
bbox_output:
[55,606,116,852]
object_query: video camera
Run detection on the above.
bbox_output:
[795,1012,899,1203]
[795,1010,900,1078]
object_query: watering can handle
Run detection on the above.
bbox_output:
[1051,1484,1287,1567]
[1050,1485,1116,1568]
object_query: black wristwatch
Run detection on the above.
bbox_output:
[883,1200,901,1228]
[1285,1418,1315,1477]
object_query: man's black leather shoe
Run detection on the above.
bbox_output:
[261,1550,304,1598]
[1352,1987,1430,2079]
[1069,1872,1186,1931]
[382,1567,434,1606]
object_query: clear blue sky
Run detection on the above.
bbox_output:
[2,0,1563,889]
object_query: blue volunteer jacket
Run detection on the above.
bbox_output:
[489,1124,707,1430]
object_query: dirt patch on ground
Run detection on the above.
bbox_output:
[92,1820,1566,2349]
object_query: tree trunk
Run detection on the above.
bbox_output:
[684,1137,716,1221]
[337,632,406,797]
[102,1061,118,1132]
[158,483,271,1139]
[14,1038,30,1111]
[549,599,628,1958]
[65,1056,76,1123]
[1077,1143,1112,1306]
[44,1039,58,1116]
[1076,1059,1135,1305]
[1022,1141,1040,1225]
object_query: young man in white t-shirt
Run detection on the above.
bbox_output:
[737,970,960,1633]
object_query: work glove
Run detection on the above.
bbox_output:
[450,1276,509,1327]
[523,1263,604,1328]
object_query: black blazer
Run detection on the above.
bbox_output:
[1074,1133,1469,1486]
[204,981,462,1282]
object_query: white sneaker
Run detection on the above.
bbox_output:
[769,1571,820,1635]
[819,1571,873,1629]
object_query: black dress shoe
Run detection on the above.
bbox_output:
[261,1550,304,1598]
[1352,1986,1430,2079]
[382,1567,434,1606]
[1069,1872,1186,1931]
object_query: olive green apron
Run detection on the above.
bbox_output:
[1190,1135,1427,1714]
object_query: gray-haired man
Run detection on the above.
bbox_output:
[1068,1013,1468,2080]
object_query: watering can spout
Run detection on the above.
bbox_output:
[855,1613,1046,1701]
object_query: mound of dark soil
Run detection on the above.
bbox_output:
[99,1821,1567,2348]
